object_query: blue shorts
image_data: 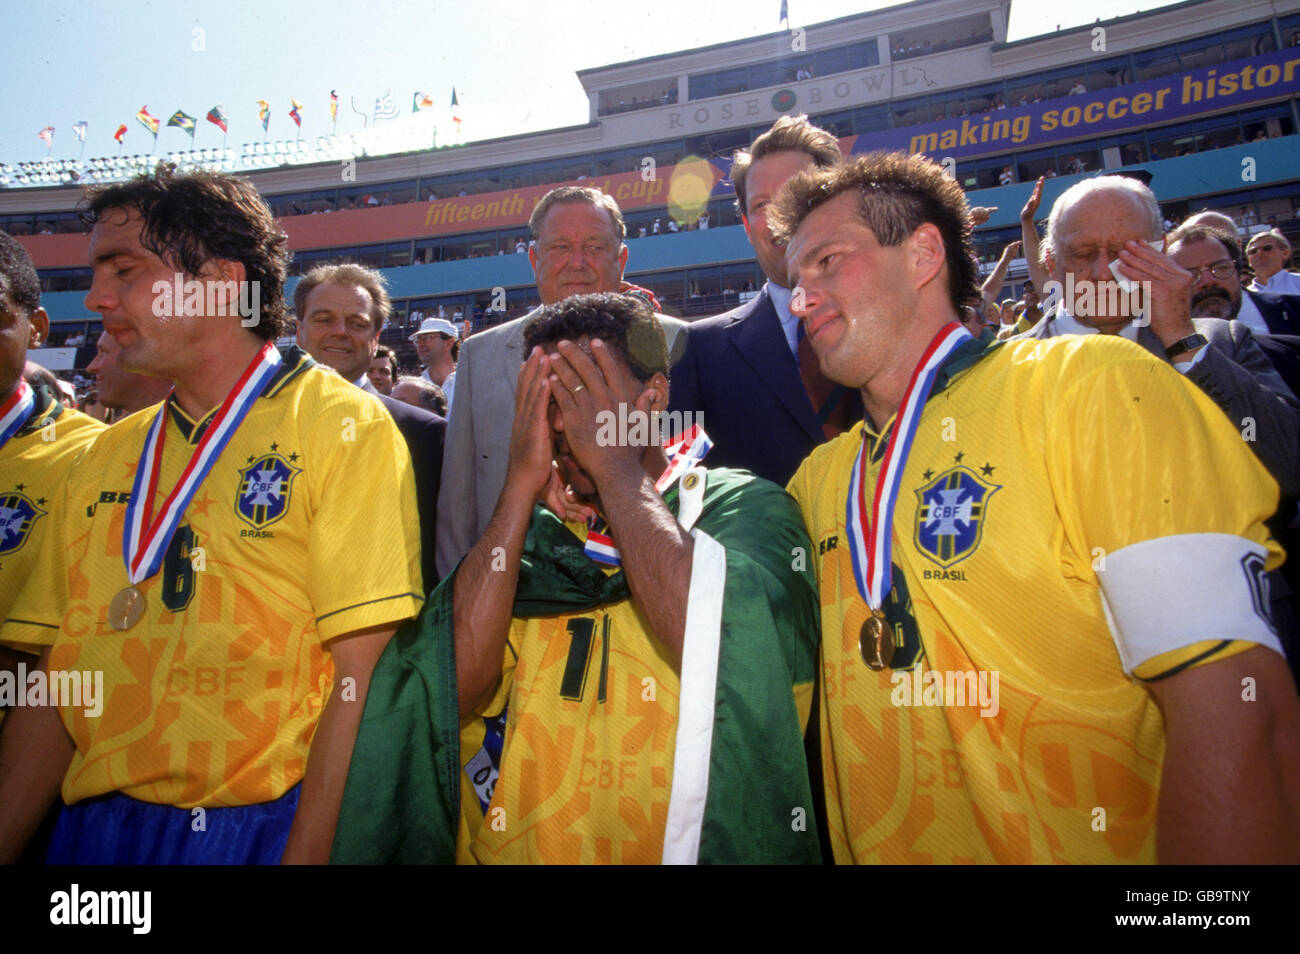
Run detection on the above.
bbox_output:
[46,784,300,865]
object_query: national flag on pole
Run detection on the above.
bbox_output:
[37,127,54,147]
[289,99,304,127]
[206,105,228,133]
[114,124,129,143]
[72,121,88,142]
[450,87,462,129]
[412,91,434,112]
[779,0,788,24]
[374,92,399,121]
[329,90,339,123]
[136,106,160,136]
[257,99,270,131]
[168,110,197,138]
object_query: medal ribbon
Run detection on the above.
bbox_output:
[122,342,282,585]
[583,423,713,565]
[0,379,35,450]
[654,422,713,494]
[845,322,971,613]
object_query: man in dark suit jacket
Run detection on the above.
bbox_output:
[669,115,859,489]
[1247,289,1300,336]
[294,263,445,592]
[1164,222,1300,337]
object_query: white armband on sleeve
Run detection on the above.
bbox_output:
[1096,533,1283,675]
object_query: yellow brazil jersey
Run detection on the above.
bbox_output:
[3,349,422,808]
[1,388,104,632]
[787,334,1282,865]
[459,523,682,865]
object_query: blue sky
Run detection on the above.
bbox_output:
[2,0,1185,164]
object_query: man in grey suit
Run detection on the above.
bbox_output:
[1015,174,1299,501]
[436,186,687,577]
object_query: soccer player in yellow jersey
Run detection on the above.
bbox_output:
[771,152,1300,864]
[0,165,421,864]
[445,292,819,864]
[0,231,105,699]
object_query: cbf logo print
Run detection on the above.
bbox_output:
[914,465,1001,568]
[236,453,301,529]
[0,491,46,556]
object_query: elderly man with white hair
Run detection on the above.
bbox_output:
[1016,173,1299,501]
[1246,228,1300,297]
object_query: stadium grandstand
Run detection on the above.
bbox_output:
[14,0,1300,381]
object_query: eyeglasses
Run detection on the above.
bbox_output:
[1185,261,1238,280]
[1248,243,1281,254]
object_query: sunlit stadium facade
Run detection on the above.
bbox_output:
[12,0,1300,374]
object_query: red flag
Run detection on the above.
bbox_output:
[206,105,228,133]
[114,124,128,143]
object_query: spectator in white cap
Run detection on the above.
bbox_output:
[410,316,459,413]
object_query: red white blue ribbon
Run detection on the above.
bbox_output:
[845,322,971,612]
[0,379,35,451]
[122,342,282,585]
[584,423,713,566]
[654,423,713,494]
[583,516,621,567]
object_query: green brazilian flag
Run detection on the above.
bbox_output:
[331,467,822,864]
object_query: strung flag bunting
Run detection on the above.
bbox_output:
[206,105,228,133]
[329,90,339,123]
[114,124,128,143]
[136,106,160,136]
[412,91,434,112]
[37,127,54,147]
[167,110,197,138]
[289,98,304,127]
[256,99,270,131]
[71,121,88,142]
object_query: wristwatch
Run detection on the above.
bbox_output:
[1164,333,1208,360]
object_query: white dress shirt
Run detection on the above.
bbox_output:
[1053,309,1207,372]
[766,282,800,359]
[1247,270,1300,297]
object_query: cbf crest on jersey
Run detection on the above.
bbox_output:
[0,492,46,556]
[914,465,1001,568]
[236,453,301,529]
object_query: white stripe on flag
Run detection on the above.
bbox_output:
[662,529,726,865]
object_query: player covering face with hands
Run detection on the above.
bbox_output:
[332,293,822,864]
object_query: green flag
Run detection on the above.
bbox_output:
[332,467,822,864]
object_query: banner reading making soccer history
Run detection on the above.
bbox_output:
[850,46,1300,161]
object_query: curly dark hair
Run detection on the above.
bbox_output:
[0,230,42,316]
[81,163,290,339]
[768,151,980,310]
[523,292,668,383]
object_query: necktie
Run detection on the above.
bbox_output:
[797,321,857,439]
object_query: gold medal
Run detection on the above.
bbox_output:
[859,612,893,671]
[109,586,145,631]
